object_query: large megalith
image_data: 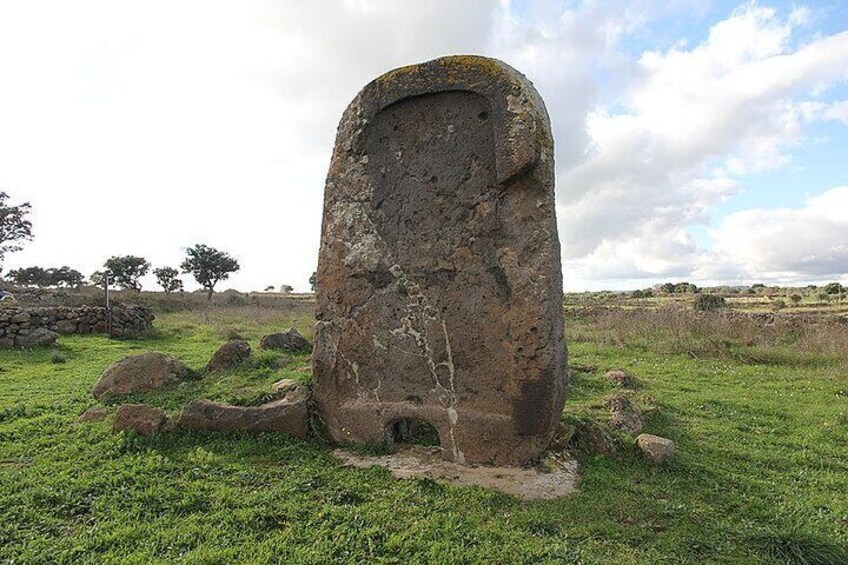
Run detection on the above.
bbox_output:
[312,55,567,466]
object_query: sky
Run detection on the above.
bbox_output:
[0,0,847,292]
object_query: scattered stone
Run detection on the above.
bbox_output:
[92,352,192,401]
[548,421,577,451]
[605,369,633,388]
[271,378,298,393]
[636,433,675,464]
[78,406,111,423]
[335,445,579,501]
[568,418,619,455]
[206,339,251,372]
[16,328,59,348]
[178,386,308,438]
[259,328,311,352]
[294,365,312,374]
[113,404,168,436]
[605,393,644,436]
[312,55,566,466]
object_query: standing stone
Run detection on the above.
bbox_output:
[312,55,566,466]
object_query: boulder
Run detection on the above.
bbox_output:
[605,369,632,388]
[78,406,111,423]
[92,352,192,401]
[16,328,59,348]
[206,339,251,372]
[604,393,644,436]
[311,55,566,466]
[178,386,309,438]
[259,328,311,352]
[636,433,675,464]
[113,404,168,436]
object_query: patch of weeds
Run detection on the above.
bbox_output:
[750,528,848,564]
[50,351,67,364]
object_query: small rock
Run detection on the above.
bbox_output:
[92,352,192,401]
[78,406,111,423]
[271,378,298,393]
[605,369,632,388]
[294,365,312,374]
[548,421,576,451]
[604,393,644,436]
[10,312,31,324]
[206,339,251,372]
[56,320,78,335]
[259,328,311,352]
[569,418,619,455]
[113,404,168,436]
[636,433,675,464]
[16,328,59,348]
[178,386,309,438]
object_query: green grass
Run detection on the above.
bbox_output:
[1,306,847,563]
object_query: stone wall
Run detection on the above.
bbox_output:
[0,305,154,348]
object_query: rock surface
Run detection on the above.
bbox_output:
[259,328,311,352]
[92,352,192,401]
[178,386,308,438]
[605,393,644,436]
[113,404,167,436]
[636,433,675,464]
[206,339,251,372]
[312,55,566,466]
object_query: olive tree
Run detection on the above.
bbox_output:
[153,266,183,293]
[181,244,239,301]
[104,256,150,292]
[0,192,33,272]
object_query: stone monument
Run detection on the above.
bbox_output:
[312,55,566,466]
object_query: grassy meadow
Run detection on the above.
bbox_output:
[1,291,847,563]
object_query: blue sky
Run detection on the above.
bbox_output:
[0,0,846,291]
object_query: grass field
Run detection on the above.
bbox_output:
[1,299,847,563]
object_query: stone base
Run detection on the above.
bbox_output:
[317,399,555,466]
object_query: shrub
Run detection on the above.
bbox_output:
[50,351,67,364]
[693,294,726,311]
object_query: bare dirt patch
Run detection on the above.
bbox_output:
[334,445,579,501]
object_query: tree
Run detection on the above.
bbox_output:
[264,285,275,292]
[153,266,183,293]
[6,265,82,287]
[789,293,802,305]
[693,294,726,311]
[309,271,317,292]
[104,255,150,292]
[280,284,293,294]
[49,266,84,288]
[180,244,239,300]
[6,266,49,286]
[0,192,33,272]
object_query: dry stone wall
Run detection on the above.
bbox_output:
[0,305,154,348]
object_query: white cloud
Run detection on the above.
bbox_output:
[707,186,848,279]
[560,3,848,287]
